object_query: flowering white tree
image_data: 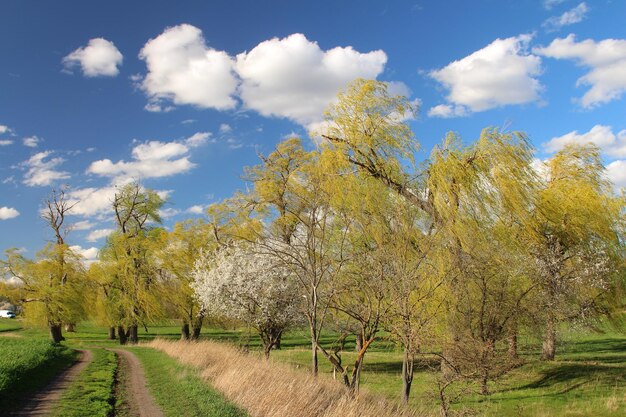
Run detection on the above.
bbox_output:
[192,243,301,358]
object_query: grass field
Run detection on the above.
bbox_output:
[3,318,624,416]
[127,346,247,417]
[0,336,76,411]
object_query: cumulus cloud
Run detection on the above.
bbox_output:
[606,160,626,189]
[544,125,626,157]
[543,3,588,31]
[0,124,11,135]
[23,136,41,147]
[219,123,232,133]
[63,38,123,77]
[21,151,70,187]
[86,228,114,242]
[185,131,212,147]
[65,186,117,218]
[186,204,206,214]
[70,220,95,231]
[0,207,20,220]
[158,207,180,219]
[69,245,99,265]
[427,104,469,118]
[236,33,387,127]
[0,140,13,146]
[429,34,543,115]
[534,34,626,108]
[87,140,196,180]
[139,24,238,111]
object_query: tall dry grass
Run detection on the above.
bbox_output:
[148,339,427,417]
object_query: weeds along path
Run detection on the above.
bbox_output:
[10,349,93,417]
[112,349,165,417]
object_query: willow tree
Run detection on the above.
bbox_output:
[103,182,165,344]
[153,219,211,340]
[1,189,86,343]
[528,144,625,361]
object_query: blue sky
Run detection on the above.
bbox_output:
[1,0,625,263]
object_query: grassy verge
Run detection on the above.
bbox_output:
[127,346,247,417]
[52,349,116,417]
[0,338,76,411]
[0,318,22,333]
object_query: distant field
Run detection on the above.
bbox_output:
[3,318,625,416]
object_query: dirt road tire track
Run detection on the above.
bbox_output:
[112,349,165,417]
[10,349,93,417]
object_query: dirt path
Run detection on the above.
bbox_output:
[113,349,165,417]
[10,349,93,417]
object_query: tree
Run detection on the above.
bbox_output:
[153,219,211,340]
[528,144,624,360]
[103,182,165,344]
[192,242,301,358]
[1,189,86,343]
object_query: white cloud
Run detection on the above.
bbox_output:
[23,136,41,147]
[86,228,114,242]
[139,24,238,111]
[21,151,70,187]
[534,35,626,107]
[0,124,11,135]
[87,140,195,180]
[236,33,387,127]
[158,207,180,218]
[429,34,543,114]
[219,123,232,133]
[185,131,212,147]
[66,186,117,218]
[543,0,569,10]
[427,104,469,118]
[0,140,13,146]
[70,220,95,231]
[186,205,206,214]
[0,207,20,220]
[606,160,626,189]
[543,3,589,31]
[63,38,123,77]
[544,125,626,157]
[69,245,99,265]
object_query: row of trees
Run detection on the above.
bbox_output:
[2,79,624,403]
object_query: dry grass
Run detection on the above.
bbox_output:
[148,339,427,417]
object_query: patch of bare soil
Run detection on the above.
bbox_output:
[10,349,93,417]
[112,349,164,417]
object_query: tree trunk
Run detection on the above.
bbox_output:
[108,327,116,340]
[481,373,489,395]
[541,315,556,361]
[118,326,127,345]
[274,333,281,350]
[49,324,64,343]
[181,322,190,340]
[508,331,518,360]
[311,333,318,376]
[401,347,414,404]
[128,324,138,344]
[355,332,363,352]
[64,323,76,332]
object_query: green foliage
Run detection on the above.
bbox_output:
[52,349,117,417]
[0,338,76,410]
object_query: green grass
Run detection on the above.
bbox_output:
[6,319,625,416]
[52,349,117,417]
[0,318,22,333]
[0,337,76,411]
[126,346,247,417]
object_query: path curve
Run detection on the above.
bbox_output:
[113,349,165,417]
[11,349,93,417]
